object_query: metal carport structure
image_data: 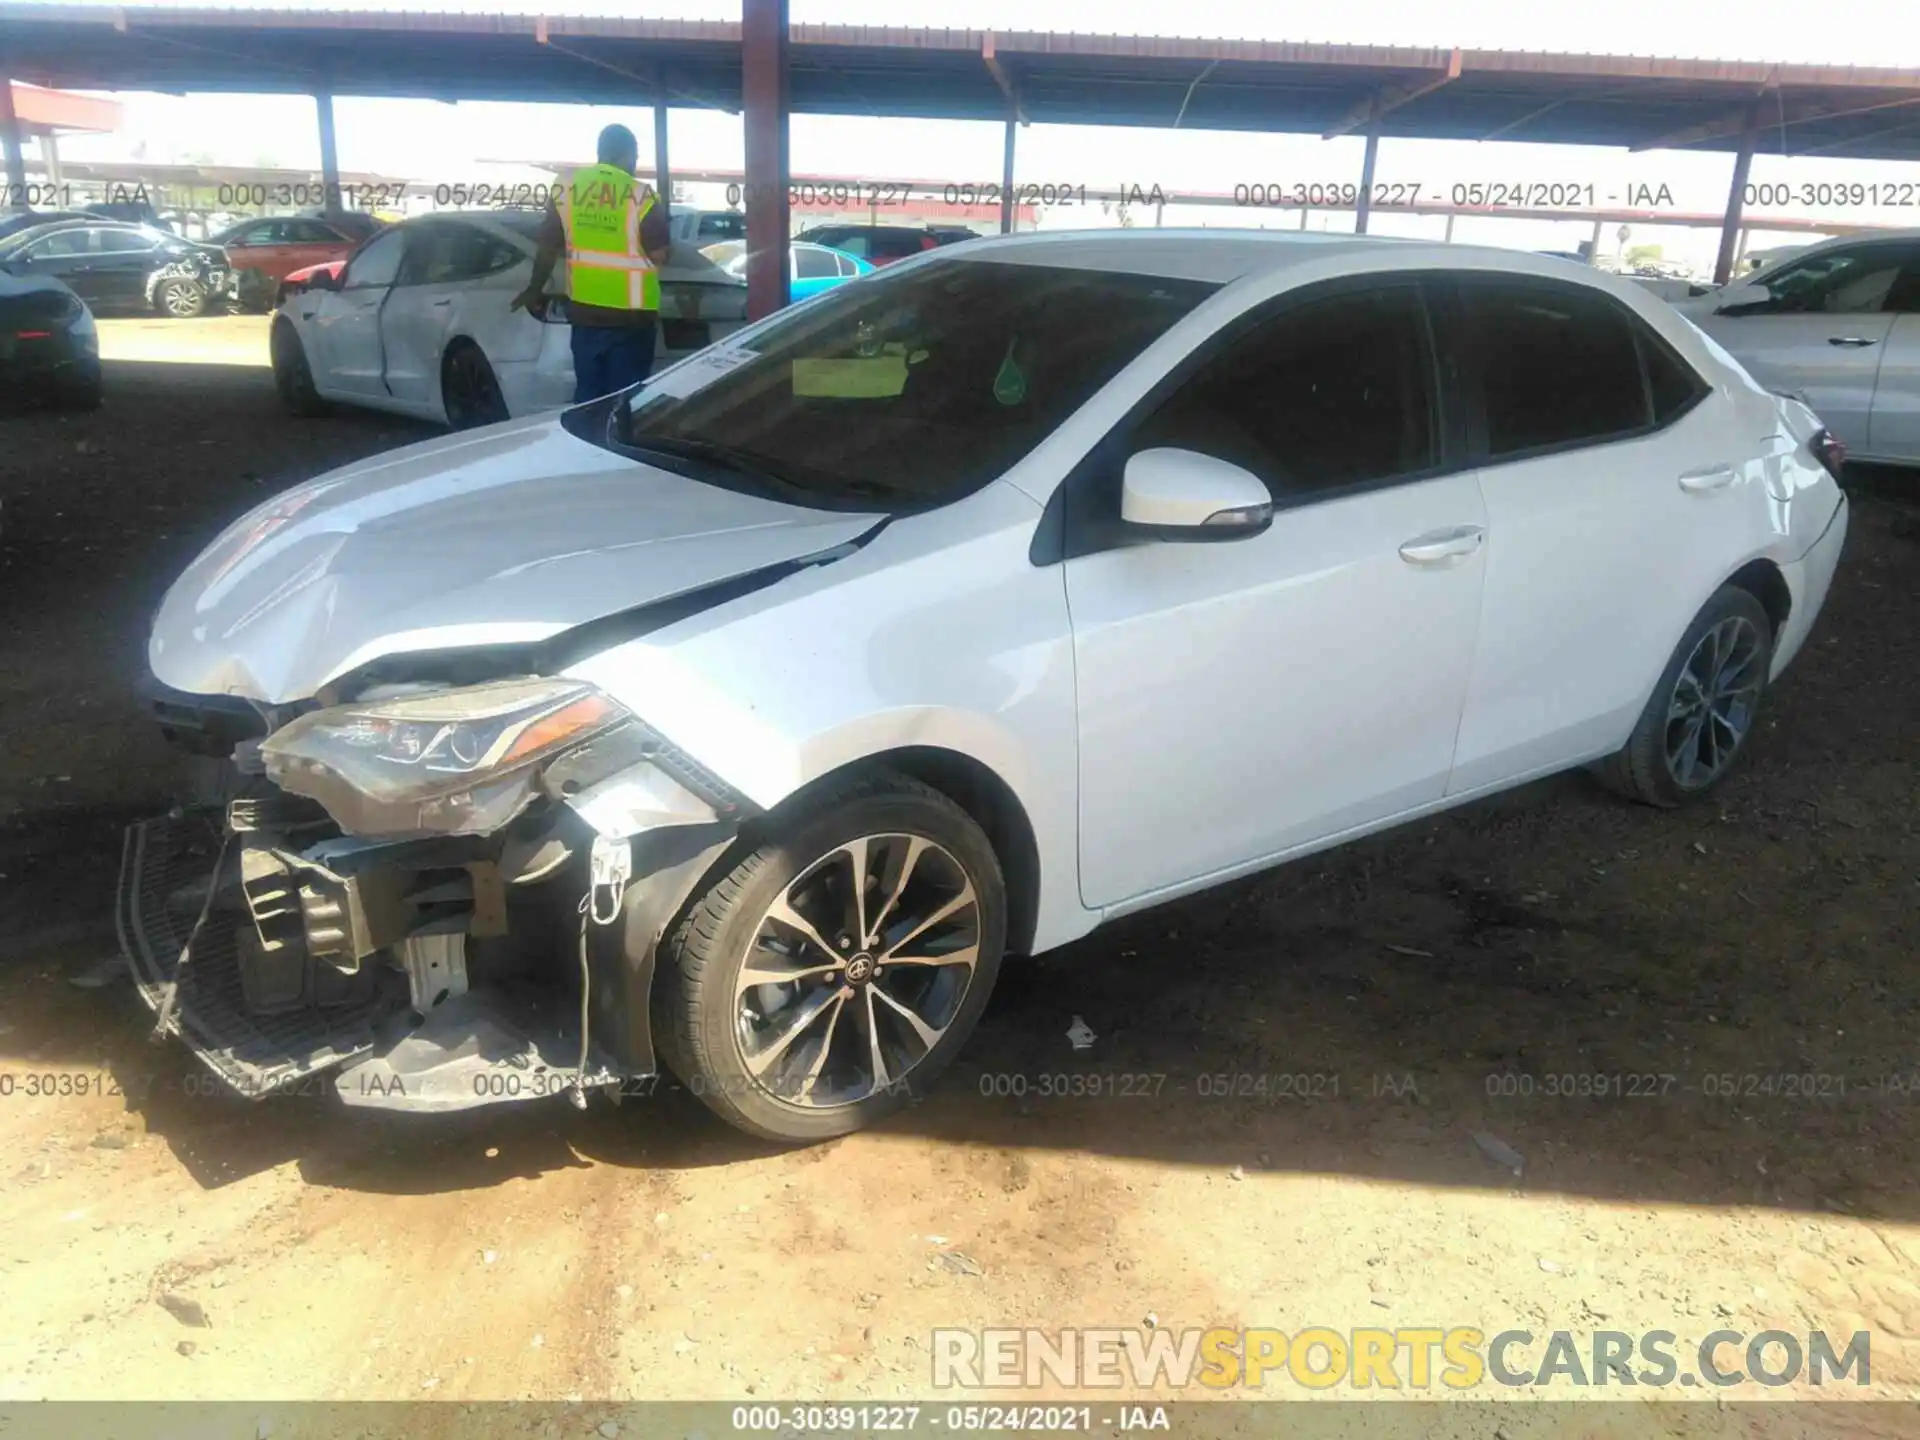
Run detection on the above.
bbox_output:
[5,2,1920,311]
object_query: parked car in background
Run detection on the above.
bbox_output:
[292,207,385,241]
[722,241,873,300]
[125,231,1847,1140]
[269,211,748,426]
[0,208,93,240]
[794,223,977,265]
[83,199,174,231]
[0,219,229,318]
[0,268,99,410]
[216,215,365,310]
[1675,230,1920,466]
[275,257,346,306]
[670,208,746,250]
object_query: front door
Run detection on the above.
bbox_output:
[311,226,408,398]
[1064,281,1486,910]
[1865,260,1920,464]
[1691,240,1920,451]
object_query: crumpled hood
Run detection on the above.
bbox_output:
[150,411,879,703]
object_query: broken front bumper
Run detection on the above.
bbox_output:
[115,806,735,1114]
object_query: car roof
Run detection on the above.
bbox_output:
[933,227,1698,291]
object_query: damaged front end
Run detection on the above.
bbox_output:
[118,676,750,1114]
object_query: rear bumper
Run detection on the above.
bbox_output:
[114,804,730,1113]
[1771,492,1849,679]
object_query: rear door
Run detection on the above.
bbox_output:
[1865,257,1920,464]
[14,228,100,301]
[383,221,533,412]
[1690,240,1917,449]
[310,226,408,397]
[1440,273,1748,794]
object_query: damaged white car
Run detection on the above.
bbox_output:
[121,231,1849,1141]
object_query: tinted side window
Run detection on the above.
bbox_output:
[1749,246,1909,314]
[1463,280,1649,458]
[28,229,94,258]
[1130,285,1438,501]
[1642,330,1709,425]
[343,229,407,289]
[795,246,837,280]
[1878,255,1920,314]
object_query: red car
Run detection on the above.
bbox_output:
[216,216,364,310]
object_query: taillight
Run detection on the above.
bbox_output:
[16,330,51,340]
[1809,428,1846,480]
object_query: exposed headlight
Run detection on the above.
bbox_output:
[262,678,628,837]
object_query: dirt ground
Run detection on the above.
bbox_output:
[2,321,1919,1433]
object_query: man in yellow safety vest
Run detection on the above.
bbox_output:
[512,123,672,403]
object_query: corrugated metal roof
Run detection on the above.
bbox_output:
[3,7,1919,158]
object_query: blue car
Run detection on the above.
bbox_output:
[724,241,872,301]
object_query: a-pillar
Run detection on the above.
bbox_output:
[742,0,791,318]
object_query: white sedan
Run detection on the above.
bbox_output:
[126,230,1848,1142]
[269,210,749,427]
[1676,228,1920,466]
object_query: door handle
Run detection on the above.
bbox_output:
[1398,525,1485,567]
[1678,463,1737,493]
[1827,336,1878,347]
[431,297,452,308]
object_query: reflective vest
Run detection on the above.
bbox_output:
[558,162,659,312]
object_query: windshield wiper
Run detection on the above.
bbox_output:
[622,434,809,499]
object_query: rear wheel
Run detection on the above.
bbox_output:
[656,771,1006,1142]
[442,342,510,429]
[155,276,208,319]
[1596,584,1773,807]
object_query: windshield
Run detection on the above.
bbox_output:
[607,256,1219,508]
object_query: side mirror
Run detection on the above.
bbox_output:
[1121,447,1273,538]
[307,269,342,292]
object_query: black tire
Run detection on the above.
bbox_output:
[656,770,1007,1142]
[270,321,328,417]
[1596,584,1774,807]
[442,342,510,429]
[154,276,208,319]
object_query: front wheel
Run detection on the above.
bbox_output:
[154,276,208,319]
[1596,584,1774,807]
[270,321,328,417]
[656,772,1007,1142]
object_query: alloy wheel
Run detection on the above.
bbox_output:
[1664,614,1764,790]
[733,833,982,1109]
[160,279,205,318]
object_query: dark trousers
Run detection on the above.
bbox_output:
[571,321,658,404]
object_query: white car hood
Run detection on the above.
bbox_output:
[150,411,880,704]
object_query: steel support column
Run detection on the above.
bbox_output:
[1713,102,1761,286]
[653,68,672,219]
[999,108,1016,234]
[1589,216,1603,263]
[0,79,26,203]
[315,90,342,216]
[1443,212,1455,243]
[742,0,791,319]
[41,130,61,187]
[1354,98,1382,235]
